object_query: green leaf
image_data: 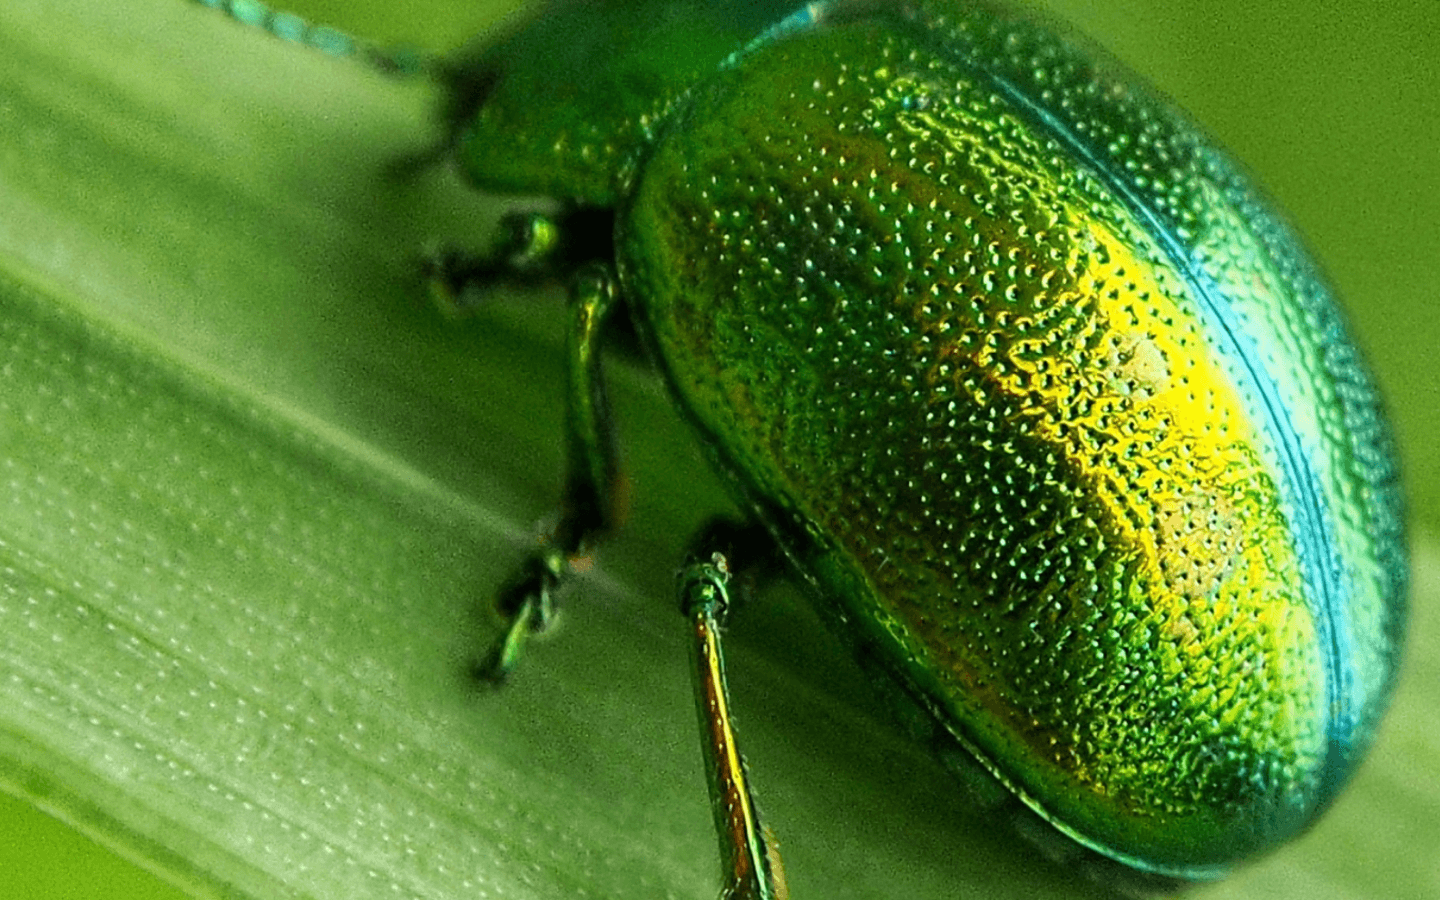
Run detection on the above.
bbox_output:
[0,2,1434,900]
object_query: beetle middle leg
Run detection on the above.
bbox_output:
[476,263,622,682]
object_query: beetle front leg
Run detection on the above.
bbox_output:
[680,550,787,900]
[428,207,614,315]
[477,265,621,682]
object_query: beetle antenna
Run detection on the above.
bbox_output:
[190,0,437,78]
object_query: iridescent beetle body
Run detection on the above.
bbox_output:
[456,0,1407,881]
[199,0,1409,888]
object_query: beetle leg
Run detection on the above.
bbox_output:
[689,516,786,606]
[428,207,614,316]
[428,210,560,313]
[477,265,622,682]
[680,553,788,900]
[554,265,623,552]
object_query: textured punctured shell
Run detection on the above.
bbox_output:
[617,2,1406,879]
[459,0,1407,881]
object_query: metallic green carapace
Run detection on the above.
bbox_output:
[461,0,1406,885]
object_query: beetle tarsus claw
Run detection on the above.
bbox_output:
[476,549,565,683]
[424,247,491,318]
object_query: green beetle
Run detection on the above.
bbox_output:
[201,0,1408,894]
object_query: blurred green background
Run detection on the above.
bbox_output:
[0,1,1433,898]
